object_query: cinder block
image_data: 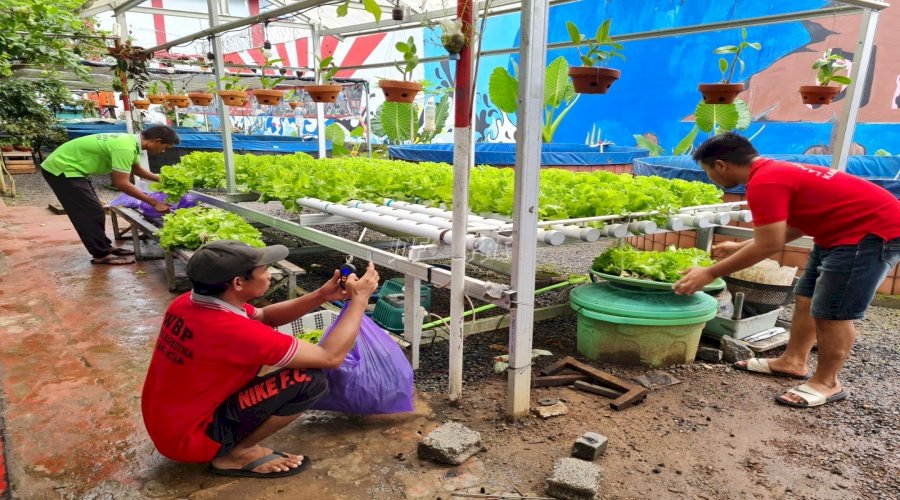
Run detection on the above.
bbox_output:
[417,422,482,465]
[546,457,601,500]
[571,432,608,460]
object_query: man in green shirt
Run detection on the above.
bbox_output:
[41,125,181,265]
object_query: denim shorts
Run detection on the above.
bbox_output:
[795,235,900,320]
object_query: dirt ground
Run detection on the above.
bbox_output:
[1,191,898,500]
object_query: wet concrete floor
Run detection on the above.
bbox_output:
[0,202,475,499]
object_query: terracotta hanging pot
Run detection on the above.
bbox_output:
[188,92,214,106]
[568,67,621,94]
[217,90,248,106]
[289,101,301,110]
[98,91,116,107]
[798,85,840,105]
[147,94,167,105]
[0,146,13,152]
[132,99,151,110]
[379,80,422,103]
[305,84,343,103]
[252,89,285,106]
[166,95,192,108]
[698,83,744,104]
[14,145,32,152]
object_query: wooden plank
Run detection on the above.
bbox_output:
[559,356,648,411]
[610,388,648,411]
[460,303,574,337]
[573,380,623,398]
[533,374,587,387]
[539,357,573,376]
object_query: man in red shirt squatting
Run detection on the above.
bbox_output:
[142,240,380,477]
[675,133,900,409]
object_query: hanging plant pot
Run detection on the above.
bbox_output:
[252,89,285,106]
[147,94,166,105]
[188,92,214,106]
[289,101,301,110]
[217,90,248,106]
[98,91,116,107]
[132,99,151,110]
[799,85,840,105]
[379,80,422,103]
[568,67,621,94]
[305,84,343,103]
[698,83,744,104]
[166,95,192,108]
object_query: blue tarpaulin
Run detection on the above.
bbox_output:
[634,155,900,198]
[61,122,326,153]
[388,143,649,166]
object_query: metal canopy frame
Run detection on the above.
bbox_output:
[79,0,889,418]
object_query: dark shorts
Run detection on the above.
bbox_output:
[794,235,900,321]
[206,367,329,457]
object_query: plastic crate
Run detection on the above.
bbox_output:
[378,277,432,310]
[276,309,340,338]
[703,307,782,340]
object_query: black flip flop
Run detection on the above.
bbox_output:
[208,454,311,479]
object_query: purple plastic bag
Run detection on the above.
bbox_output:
[109,192,142,209]
[312,306,414,414]
[139,192,200,219]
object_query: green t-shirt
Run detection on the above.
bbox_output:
[41,133,140,178]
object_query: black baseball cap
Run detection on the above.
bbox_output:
[186,240,288,284]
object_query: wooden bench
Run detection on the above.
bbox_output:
[108,206,305,296]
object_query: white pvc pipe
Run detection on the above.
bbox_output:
[628,220,657,234]
[729,210,753,223]
[387,200,508,229]
[671,213,711,229]
[297,198,497,253]
[550,224,601,242]
[665,218,686,231]
[349,201,499,232]
[603,224,629,238]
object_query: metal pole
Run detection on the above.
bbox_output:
[365,82,372,158]
[508,0,547,419]
[312,26,327,159]
[449,0,475,403]
[208,0,237,193]
[831,8,880,171]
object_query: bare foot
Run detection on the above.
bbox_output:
[211,445,303,474]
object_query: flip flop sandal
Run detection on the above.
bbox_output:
[110,247,135,256]
[734,358,810,380]
[775,383,848,408]
[208,454,311,479]
[91,255,135,265]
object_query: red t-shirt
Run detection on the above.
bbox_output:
[142,292,298,463]
[746,158,900,248]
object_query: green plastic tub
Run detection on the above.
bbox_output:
[569,283,718,367]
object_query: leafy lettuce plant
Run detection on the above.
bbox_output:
[592,245,714,283]
[158,206,264,250]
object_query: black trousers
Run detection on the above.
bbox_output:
[41,168,113,258]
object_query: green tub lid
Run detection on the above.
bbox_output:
[569,282,718,322]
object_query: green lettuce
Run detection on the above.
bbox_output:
[592,245,714,283]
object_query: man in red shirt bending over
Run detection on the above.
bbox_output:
[141,240,379,477]
[676,133,900,408]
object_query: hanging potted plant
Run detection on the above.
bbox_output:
[379,36,422,103]
[799,49,851,105]
[252,54,287,106]
[132,97,151,109]
[698,28,761,104]
[188,80,215,107]
[283,89,301,110]
[147,82,166,104]
[438,18,466,61]
[305,56,342,103]
[217,75,249,106]
[566,19,625,94]
[162,81,191,108]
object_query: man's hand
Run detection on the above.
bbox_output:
[711,241,744,260]
[343,262,379,300]
[316,269,349,302]
[673,267,715,295]
[152,200,171,214]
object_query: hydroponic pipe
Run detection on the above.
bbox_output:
[297,198,498,254]
[420,276,588,331]
[348,201,499,232]
[549,224,601,242]
[670,213,711,229]
[628,221,658,235]
[729,210,753,223]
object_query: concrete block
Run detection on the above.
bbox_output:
[546,457,601,500]
[571,432,608,460]
[417,422,482,465]
[535,401,569,419]
[720,336,754,363]
[696,346,723,363]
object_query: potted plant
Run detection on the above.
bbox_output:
[379,36,422,103]
[305,56,342,103]
[188,81,215,106]
[566,19,625,94]
[0,139,14,152]
[283,89,301,110]
[13,139,32,152]
[438,19,466,60]
[252,53,286,106]
[132,98,151,110]
[217,75,249,106]
[698,28,761,104]
[147,82,166,104]
[799,49,851,105]
[162,81,191,108]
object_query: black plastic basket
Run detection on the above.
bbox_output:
[722,275,798,317]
